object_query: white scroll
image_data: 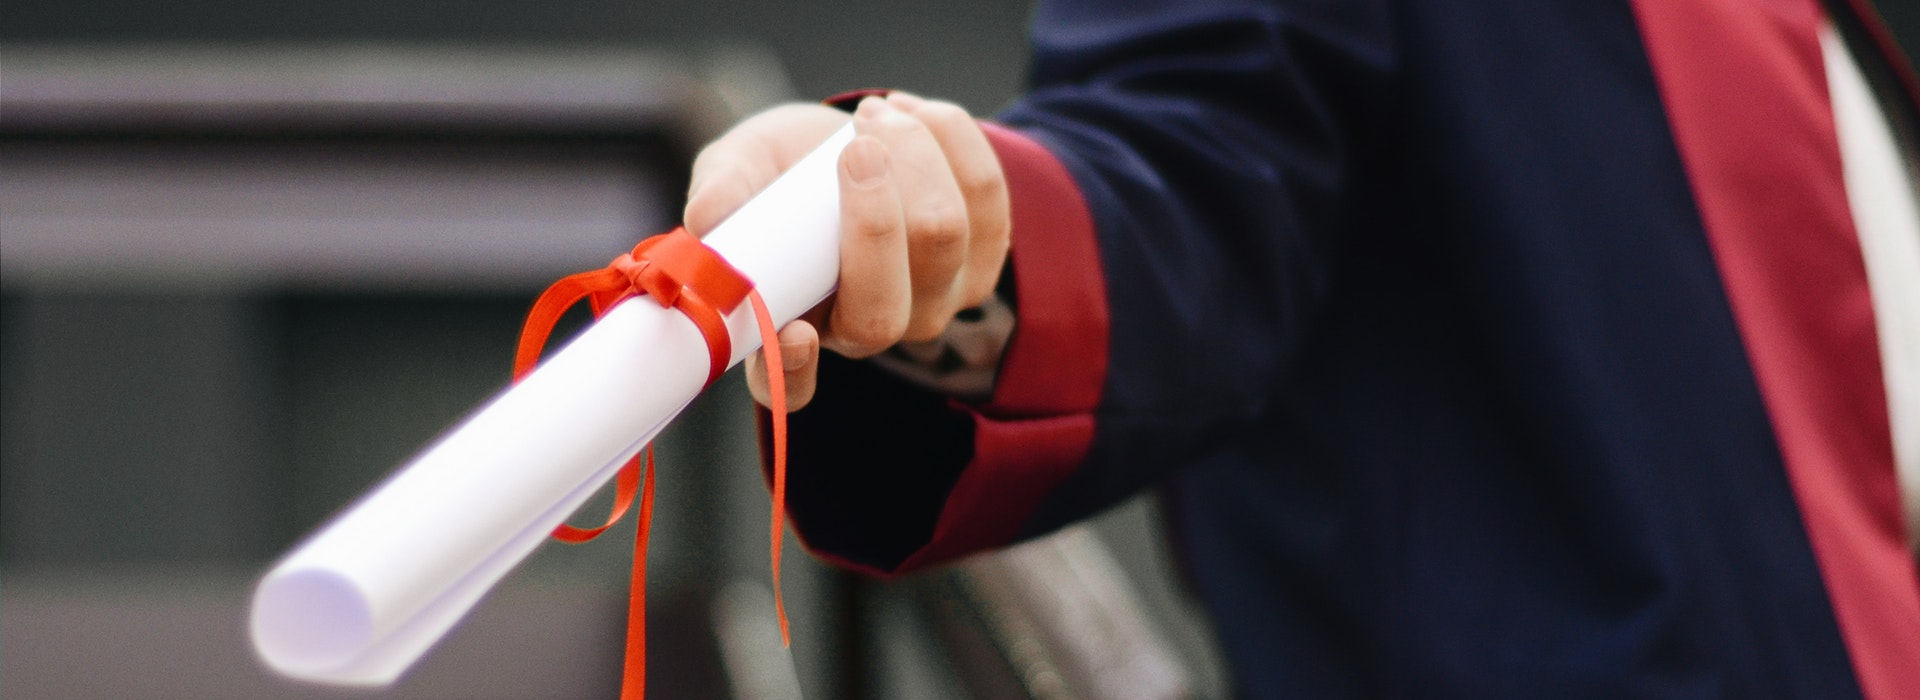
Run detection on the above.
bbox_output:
[250,124,856,685]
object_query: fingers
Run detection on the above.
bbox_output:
[824,130,912,358]
[851,96,971,342]
[747,320,821,412]
[685,104,851,236]
[886,92,1012,309]
[701,94,1012,381]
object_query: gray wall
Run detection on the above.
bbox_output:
[0,0,1038,116]
[5,0,1914,112]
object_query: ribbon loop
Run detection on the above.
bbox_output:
[514,225,793,700]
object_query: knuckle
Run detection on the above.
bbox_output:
[900,321,944,344]
[683,181,744,234]
[907,203,969,251]
[901,300,958,343]
[849,208,900,242]
[959,162,1008,207]
[829,303,910,354]
[835,313,906,356]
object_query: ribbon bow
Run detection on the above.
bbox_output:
[514,226,791,700]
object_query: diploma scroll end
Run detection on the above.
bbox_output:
[251,568,380,683]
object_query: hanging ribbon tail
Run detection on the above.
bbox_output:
[747,290,791,647]
[619,447,658,700]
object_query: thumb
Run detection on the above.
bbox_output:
[746,320,821,412]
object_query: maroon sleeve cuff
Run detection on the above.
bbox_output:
[882,123,1112,571]
[976,122,1111,418]
[764,120,1112,577]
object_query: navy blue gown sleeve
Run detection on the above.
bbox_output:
[773,0,1395,575]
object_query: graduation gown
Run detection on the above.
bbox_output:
[774,0,1920,696]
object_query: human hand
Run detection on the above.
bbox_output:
[684,93,1011,411]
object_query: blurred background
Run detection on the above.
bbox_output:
[0,0,1233,697]
[3,1,1917,698]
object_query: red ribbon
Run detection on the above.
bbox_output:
[513,226,790,700]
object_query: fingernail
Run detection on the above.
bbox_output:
[854,95,891,121]
[845,137,889,187]
[780,339,813,370]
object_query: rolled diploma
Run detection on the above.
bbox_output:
[250,124,857,685]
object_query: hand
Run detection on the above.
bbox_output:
[684,93,1011,411]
